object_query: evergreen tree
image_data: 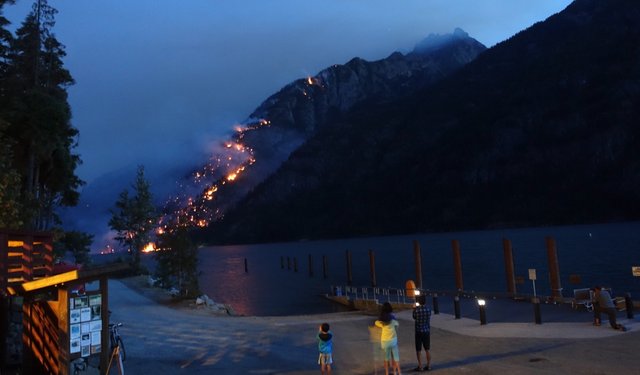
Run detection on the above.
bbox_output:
[155,226,200,298]
[2,0,82,230]
[0,1,15,77]
[109,166,158,271]
[55,230,93,265]
[0,122,23,228]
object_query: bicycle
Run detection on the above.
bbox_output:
[106,322,126,374]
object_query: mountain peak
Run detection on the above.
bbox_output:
[412,27,470,54]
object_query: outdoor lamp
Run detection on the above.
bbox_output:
[477,299,487,325]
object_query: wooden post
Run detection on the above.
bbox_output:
[369,250,377,287]
[100,277,109,374]
[503,238,516,296]
[244,258,248,273]
[308,254,313,277]
[23,235,33,282]
[452,240,463,291]
[413,240,423,289]
[57,286,69,374]
[546,237,563,300]
[322,255,328,279]
[346,250,353,286]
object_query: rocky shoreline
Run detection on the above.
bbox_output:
[117,275,236,316]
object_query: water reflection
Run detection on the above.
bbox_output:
[196,221,640,316]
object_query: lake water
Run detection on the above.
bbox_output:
[191,221,640,316]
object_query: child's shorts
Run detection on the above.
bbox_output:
[318,353,333,365]
[381,339,399,362]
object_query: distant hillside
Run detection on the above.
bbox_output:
[202,0,640,244]
[163,30,486,229]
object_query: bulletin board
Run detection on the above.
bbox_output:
[69,292,102,357]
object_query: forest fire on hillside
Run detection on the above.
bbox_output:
[157,118,268,232]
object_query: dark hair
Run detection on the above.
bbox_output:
[382,302,393,314]
[378,302,394,322]
[417,294,426,305]
[321,323,330,332]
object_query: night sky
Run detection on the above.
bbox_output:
[4,0,572,184]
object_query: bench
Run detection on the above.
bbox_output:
[573,287,625,312]
[572,288,593,311]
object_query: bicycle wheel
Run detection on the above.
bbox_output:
[117,337,126,361]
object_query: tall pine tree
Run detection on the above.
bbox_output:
[109,166,158,271]
[2,0,82,230]
[155,226,200,298]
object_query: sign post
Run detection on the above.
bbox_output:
[528,268,537,298]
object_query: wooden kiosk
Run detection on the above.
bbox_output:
[8,263,129,374]
[1,230,129,374]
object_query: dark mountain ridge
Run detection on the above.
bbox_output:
[202,0,640,244]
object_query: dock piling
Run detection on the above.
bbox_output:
[346,250,353,286]
[545,237,563,300]
[369,250,377,287]
[323,255,328,279]
[452,240,464,291]
[503,238,516,296]
[413,240,423,289]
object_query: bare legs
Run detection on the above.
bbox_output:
[320,363,332,374]
[416,350,431,371]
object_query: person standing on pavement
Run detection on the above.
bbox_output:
[375,302,402,375]
[592,286,626,331]
[412,294,432,371]
[317,322,333,374]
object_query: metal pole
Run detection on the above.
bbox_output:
[244,258,248,273]
[432,293,439,314]
[625,293,634,319]
[478,300,487,325]
[532,297,542,324]
[454,295,461,319]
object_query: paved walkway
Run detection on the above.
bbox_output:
[102,279,640,374]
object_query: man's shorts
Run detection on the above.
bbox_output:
[318,353,333,366]
[415,332,431,351]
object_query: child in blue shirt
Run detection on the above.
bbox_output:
[317,322,333,374]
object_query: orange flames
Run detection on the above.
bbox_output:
[142,242,156,253]
[158,117,269,232]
